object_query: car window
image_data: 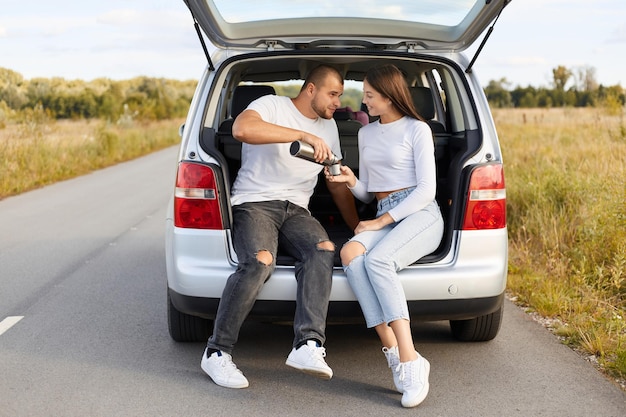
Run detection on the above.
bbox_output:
[212,0,480,26]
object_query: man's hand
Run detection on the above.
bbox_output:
[302,133,334,163]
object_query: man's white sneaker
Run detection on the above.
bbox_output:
[382,346,403,393]
[398,354,430,408]
[201,348,249,389]
[285,340,333,379]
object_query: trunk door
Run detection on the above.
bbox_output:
[184,0,512,52]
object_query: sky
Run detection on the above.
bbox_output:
[1,0,624,88]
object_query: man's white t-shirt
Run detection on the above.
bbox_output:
[230,95,342,210]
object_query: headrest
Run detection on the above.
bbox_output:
[352,110,369,125]
[410,87,436,120]
[230,85,276,118]
[333,110,353,121]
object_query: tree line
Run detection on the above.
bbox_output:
[484,65,625,110]
[0,67,196,124]
[1,64,624,126]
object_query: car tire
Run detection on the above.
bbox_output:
[449,304,503,342]
[167,293,213,342]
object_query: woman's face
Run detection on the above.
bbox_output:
[361,79,392,119]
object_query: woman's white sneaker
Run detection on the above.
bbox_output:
[201,348,249,389]
[398,354,430,408]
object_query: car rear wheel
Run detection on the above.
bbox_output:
[167,293,213,342]
[449,304,503,342]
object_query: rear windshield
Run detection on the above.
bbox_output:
[212,0,479,26]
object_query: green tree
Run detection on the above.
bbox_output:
[536,88,553,108]
[485,78,512,108]
[340,88,364,111]
[98,83,125,121]
[598,84,626,115]
[552,65,572,91]
[552,66,573,106]
[0,67,28,109]
[26,77,55,111]
[511,86,537,108]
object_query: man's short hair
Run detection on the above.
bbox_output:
[301,65,343,92]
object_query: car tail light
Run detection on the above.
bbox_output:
[461,163,506,230]
[174,162,224,229]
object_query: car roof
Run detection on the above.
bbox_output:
[184,0,512,52]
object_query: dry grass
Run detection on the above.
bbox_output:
[0,116,183,199]
[495,107,626,383]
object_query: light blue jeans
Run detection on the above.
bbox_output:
[343,189,444,328]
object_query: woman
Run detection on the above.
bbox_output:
[326,64,444,408]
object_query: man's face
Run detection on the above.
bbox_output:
[310,76,344,119]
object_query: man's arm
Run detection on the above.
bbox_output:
[326,178,360,232]
[232,109,300,144]
[233,109,334,163]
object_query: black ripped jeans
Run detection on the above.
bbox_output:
[207,200,335,353]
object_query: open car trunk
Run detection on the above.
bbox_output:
[199,53,482,267]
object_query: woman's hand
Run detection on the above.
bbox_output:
[354,213,394,234]
[325,164,356,187]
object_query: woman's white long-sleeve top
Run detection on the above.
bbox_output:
[348,116,437,222]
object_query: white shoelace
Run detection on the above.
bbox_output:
[396,362,407,382]
[383,346,399,368]
[219,353,243,375]
[312,346,327,359]
[396,359,425,384]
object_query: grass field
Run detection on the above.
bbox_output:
[0,111,183,199]
[1,107,625,385]
[494,107,626,385]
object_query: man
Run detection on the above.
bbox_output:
[201,65,359,389]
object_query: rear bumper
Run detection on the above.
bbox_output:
[169,288,504,323]
[166,221,508,322]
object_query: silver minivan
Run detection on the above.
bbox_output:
[166,0,510,342]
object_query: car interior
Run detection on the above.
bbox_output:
[198,55,482,266]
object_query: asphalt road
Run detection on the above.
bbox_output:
[1,146,625,416]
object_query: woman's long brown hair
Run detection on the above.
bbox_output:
[364,64,425,122]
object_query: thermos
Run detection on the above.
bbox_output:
[290,141,342,175]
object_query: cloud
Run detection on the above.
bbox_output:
[95,8,191,34]
[0,15,94,38]
[97,9,141,26]
[482,54,547,69]
[506,56,548,66]
[607,23,626,43]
